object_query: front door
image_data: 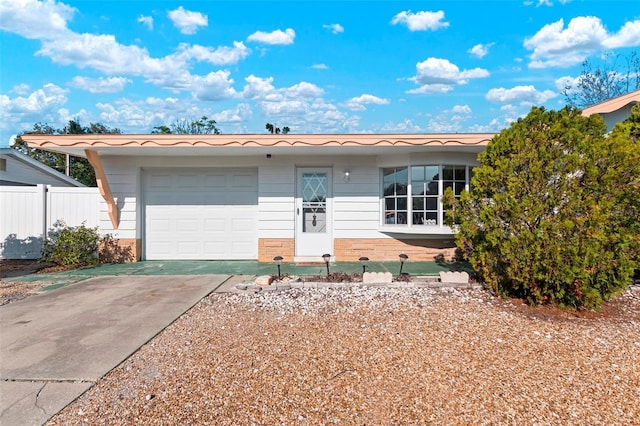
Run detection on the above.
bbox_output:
[295,168,332,257]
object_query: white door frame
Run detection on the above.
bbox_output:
[294,167,333,259]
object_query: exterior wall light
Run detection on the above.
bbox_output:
[273,255,283,278]
[359,256,369,274]
[344,171,350,182]
[322,253,331,275]
[399,253,409,275]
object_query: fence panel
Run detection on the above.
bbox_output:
[47,187,100,230]
[1,185,100,260]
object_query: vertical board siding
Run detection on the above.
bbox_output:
[1,185,100,259]
[47,187,100,230]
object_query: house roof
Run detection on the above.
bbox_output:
[582,89,640,116]
[21,133,497,157]
[0,148,84,187]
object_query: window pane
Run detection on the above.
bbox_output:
[454,166,466,180]
[426,212,437,222]
[386,198,396,210]
[397,197,407,210]
[397,212,407,224]
[425,166,439,181]
[411,166,424,181]
[443,166,453,180]
[455,182,465,195]
[383,184,396,196]
[396,182,407,195]
[413,197,424,210]
[411,181,425,195]
[444,181,454,192]
[413,212,425,225]
[426,197,438,210]
[426,180,438,195]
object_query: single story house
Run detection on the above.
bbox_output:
[0,148,84,187]
[21,91,638,263]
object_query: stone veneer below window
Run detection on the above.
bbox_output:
[334,238,457,262]
[258,238,295,262]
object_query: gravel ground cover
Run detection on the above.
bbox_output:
[48,286,640,425]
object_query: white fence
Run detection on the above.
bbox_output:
[0,185,100,259]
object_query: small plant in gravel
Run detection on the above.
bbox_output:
[308,272,363,283]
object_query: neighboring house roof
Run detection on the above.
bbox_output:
[20,133,497,158]
[581,89,640,132]
[582,89,640,116]
[0,148,84,187]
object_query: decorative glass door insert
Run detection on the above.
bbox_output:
[302,172,327,233]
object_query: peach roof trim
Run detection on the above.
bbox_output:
[23,133,496,149]
[582,89,640,116]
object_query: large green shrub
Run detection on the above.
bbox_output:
[444,105,640,309]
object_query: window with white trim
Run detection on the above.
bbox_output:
[382,165,473,226]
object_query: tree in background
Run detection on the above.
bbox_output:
[563,51,640,108]
[443,106,640,309]
[265,123,290,134]
[12,119,121,186]
[152,116,220,134]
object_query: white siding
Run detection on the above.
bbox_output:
[333,162,382,239]
[258,164,295,239]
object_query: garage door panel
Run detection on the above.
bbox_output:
[144,168,258,260]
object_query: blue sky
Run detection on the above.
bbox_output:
[1,0,639,144]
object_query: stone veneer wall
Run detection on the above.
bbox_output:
[110,238,142,262]
[258,238,295,262]
[334,238,457,262]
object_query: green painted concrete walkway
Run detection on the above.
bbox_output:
[4,260,471,290]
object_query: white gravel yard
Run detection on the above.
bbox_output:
[49,286,640,425]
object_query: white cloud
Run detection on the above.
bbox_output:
[12,83,31,95]
[286,82,324,99]
[379,119,423,133]
[0,0,75,40]
[451,105,472,114]
[171,42,251,66]
[408,58,489,94]
[138,15,153,31]
[604,20,640,48]
[525,16,640,68]
[211,104,253,123]
[344,94,390,111]
[391,10,449,31]
[168,6,207,35]
[407,84,453,95]
[486,85,557,105]
[323,23,344,34]
[468,43,494,59]
[69,76,131,93]
[33,30,245,100]
[0,84,69,139]
[554,75,580,92]
[247,28,295,45]
[311,64,329,70]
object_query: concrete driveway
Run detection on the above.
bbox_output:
[0,274,244,426]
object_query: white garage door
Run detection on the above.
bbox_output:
[143,168,258,260]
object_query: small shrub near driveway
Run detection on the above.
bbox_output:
[42,220,133,267]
